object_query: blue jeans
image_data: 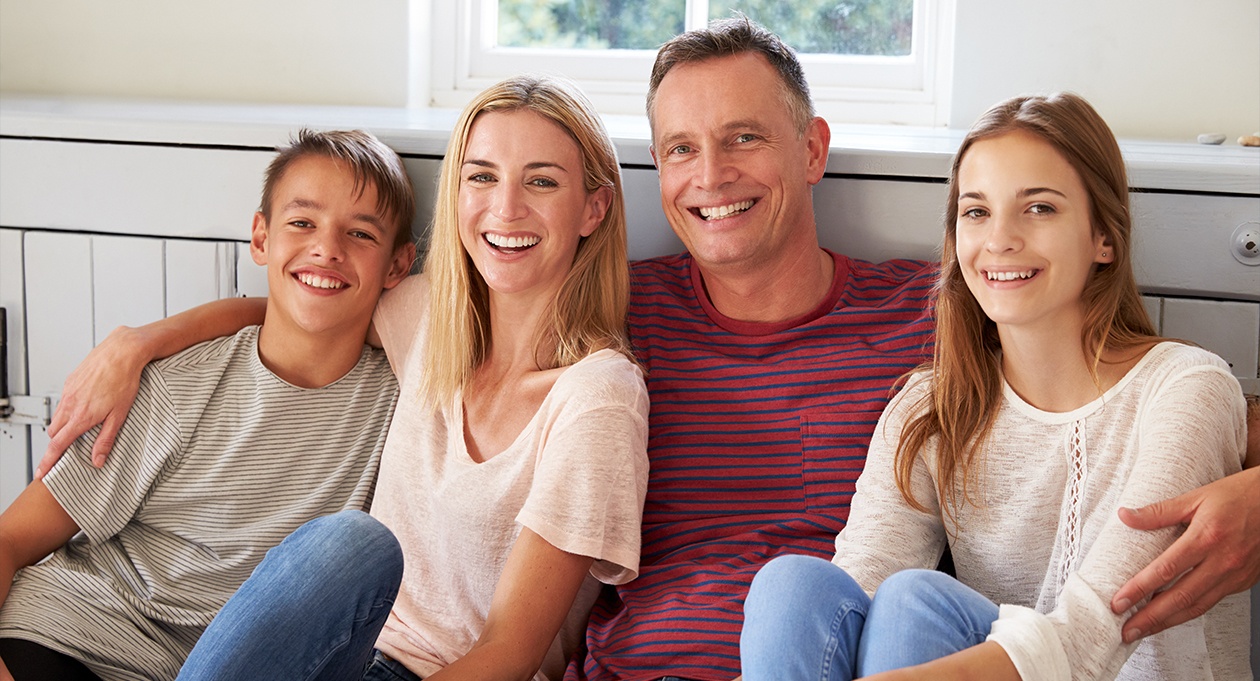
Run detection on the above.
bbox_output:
[740,555,999,680]
[177,510,405,681]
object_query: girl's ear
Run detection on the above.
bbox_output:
[1094,231,1115,264]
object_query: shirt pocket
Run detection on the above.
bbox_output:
[800,410,885,516]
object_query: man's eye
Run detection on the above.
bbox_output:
[735,133,758,143]
[291,220,314,228]
[350,230,377,241]
[669,144,692,155]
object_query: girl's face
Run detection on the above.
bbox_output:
[954,129,1113,335]
[457,109,609,305]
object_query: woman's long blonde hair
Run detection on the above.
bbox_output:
[420,75,632,406]
[894,93,1160,522]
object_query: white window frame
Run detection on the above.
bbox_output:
[422,0,955,127]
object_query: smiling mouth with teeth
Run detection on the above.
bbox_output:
[485,233,542,252]
[986,270,1038,282]
[297,272,347,289]
[696,200,754,221]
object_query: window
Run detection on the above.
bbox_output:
[425,0,955,126]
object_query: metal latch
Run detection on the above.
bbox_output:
[0,394,52,427]
[1,306,53,427]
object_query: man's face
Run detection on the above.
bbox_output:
[650,52,829,276]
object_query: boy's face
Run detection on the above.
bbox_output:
[251,155,413,341]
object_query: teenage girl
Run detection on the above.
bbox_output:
[740,93,1252,681]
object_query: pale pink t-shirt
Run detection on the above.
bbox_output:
[370,274,650,679]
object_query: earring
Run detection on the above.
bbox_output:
[1102,251,1109,257]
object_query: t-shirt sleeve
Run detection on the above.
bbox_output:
[42,364,187,544]
[832,373,947,592]
[987,355,1247,681]
[517,353,650,585]
[372,274,427,374]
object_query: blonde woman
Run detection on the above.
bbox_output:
[740,93,1252,680]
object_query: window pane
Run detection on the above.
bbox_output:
[498,0,684,50]
[710,0,913,56]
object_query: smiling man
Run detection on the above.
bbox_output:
[567,16,1260,681]
[566,17,938,681]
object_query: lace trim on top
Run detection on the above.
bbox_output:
[1058,418,1088,593]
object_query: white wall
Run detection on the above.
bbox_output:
[0,0,1257,139]
[0,0,411,107]
[949,0,1260,140]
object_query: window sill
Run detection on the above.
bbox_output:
[2,94,1256,195]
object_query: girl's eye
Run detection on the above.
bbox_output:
[960,207,988,220]
[1029,203,1056,215]
[467,172,495,184]
[529,177,559,188]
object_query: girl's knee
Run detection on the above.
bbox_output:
[747,554,863,616]
[871,569,947,609]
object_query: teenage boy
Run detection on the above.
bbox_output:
[0,129,415,681]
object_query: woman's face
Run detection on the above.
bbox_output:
[953,129,1113,336]
[458,109,609,305]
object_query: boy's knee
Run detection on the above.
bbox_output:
[277,510,403,580]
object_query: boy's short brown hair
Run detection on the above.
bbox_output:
[260,129,416,250]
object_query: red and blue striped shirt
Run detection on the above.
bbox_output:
[568,250,937,680]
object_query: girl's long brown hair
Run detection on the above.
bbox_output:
[894,93,1159,523]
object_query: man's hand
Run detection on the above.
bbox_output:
[34,326,149,478]
[1111,467,1260,642]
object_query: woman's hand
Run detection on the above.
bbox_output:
[35,296,268,477]
[35,326,150,477]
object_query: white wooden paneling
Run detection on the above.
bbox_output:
[1130,192,1260,302]
[92,235,165,345]
[1140,296,1162,334]
[236,243,269,298]
[0,230,27,395]
[622,167,681,262]
[0,229,30,507]
[401,157,442,248]
[167,240,235,316]
[813,177,949,264]
[1161,298,1260,385]
[23,232,94,490]
[0,139,271,241]
[24,232,94,397]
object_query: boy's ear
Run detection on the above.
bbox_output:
[250,213,270,266]
[383,242,416,290]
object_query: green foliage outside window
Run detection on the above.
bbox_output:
[497,0,913,56]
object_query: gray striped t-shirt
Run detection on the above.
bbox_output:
[0,326,397,681]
